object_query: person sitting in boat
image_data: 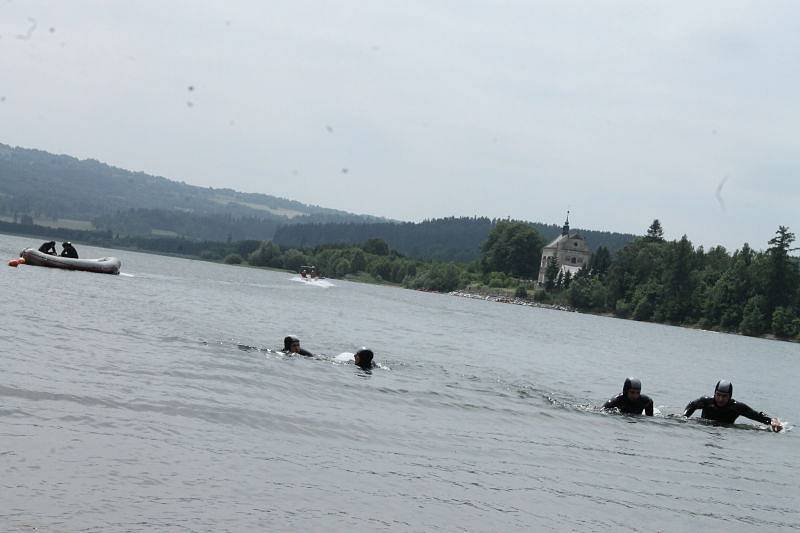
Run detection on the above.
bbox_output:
[282,335,313,356]
[300,268,308,279]
[60,242,79,259]
[602,377,653,416]
[38,241,57,255]
[353,348,375,370]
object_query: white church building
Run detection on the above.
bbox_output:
[537,213,592,285]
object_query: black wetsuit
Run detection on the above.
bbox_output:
[282,348,313,357]
[38,242,57,255]
[603,393,654,416]
[683,397,771,425]
[60,245,79,259]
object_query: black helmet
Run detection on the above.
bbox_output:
[283,336,300,350]
[63,241,72,246]
[715,380,733,395]
[354,348,374,369]
[623,377,642,393]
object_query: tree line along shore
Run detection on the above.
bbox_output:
[3,218,799,343]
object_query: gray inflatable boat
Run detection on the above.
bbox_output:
[20,248,122,275]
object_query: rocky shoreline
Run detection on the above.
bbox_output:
[449,290,575,312]
[450,290,800,344]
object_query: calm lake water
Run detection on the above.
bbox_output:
[1,233,798,532]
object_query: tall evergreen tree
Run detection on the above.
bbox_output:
[645,219,664,242]
[590,245,611,278]
[703,244,755,330]
[660,235,696,322]
[740,295,769,336]
[765,226,798,314]
[771,307,799,338]
[544,257,559,290]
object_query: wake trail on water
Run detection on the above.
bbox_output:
[206,340,390,370]
[289,275,335,288]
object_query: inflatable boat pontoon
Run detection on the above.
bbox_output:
[20,248,122,275]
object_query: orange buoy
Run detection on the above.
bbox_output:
[7,257,24,267]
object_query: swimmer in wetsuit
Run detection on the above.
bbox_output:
[353,348,374,370]
[282,336,313,356]
[603,377,654,416]
[684,380,783,432]
[38,241,57,255]
[60,241,79,259]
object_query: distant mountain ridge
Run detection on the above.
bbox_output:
[0,142,638,260]
[0,142,382,240]
[274,217,637,262]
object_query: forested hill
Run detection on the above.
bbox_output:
[0,142,381,241]
[0,142,636,252]
[273,217,637,262]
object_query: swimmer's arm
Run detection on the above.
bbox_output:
[602,396,621,410]
[644,397,654,416]
[683,398,703,418]
[736,402,781,430]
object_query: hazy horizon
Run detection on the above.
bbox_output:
[1,1,798,251]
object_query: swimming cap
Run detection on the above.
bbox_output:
[715,380,733,395]
[623,377,642,392]
[283,336,300,350]
[354,348,374,368]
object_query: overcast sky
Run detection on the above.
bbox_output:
[1,1,798,251]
